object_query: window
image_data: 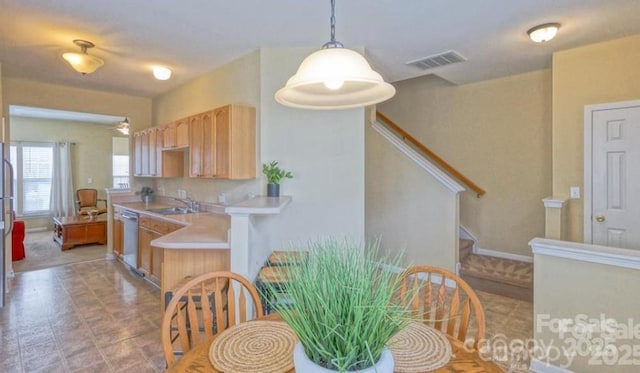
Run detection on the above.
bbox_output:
[112,137,130,188]
[10,143,54,216]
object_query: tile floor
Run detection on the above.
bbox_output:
[1,259,533,372]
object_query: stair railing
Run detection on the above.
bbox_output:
[376,111,486,198]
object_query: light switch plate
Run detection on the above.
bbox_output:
[570,186,580,199]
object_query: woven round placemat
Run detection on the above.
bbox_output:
[389,322,453,372]
[209,321,298,373]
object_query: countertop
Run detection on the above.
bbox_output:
[112,196,291,250]
[112,201,231,250]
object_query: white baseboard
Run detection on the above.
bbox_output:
[459,225,477,241]
[475,247,534,263]
[529,359,575,373]
[25,227,48,233]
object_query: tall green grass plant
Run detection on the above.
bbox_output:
[265,238,411,372]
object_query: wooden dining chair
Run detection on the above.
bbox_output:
[161,271,265,368]
[399,265,486,350]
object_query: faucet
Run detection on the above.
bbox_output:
[172,197,198,211]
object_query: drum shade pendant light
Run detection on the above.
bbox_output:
[275,0,395,110]
[62,39,104,74]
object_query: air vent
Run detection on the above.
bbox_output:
[406,50,466,70]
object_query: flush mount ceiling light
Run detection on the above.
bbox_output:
[116,117,129,135]
[275,0,395,110]
[527,23,561,43]
[62,39,104,74]
[153,66,172,80]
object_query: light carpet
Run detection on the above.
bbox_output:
[12,230,107,273]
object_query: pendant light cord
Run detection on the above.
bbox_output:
[323,0,343,49]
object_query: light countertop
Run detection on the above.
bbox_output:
[112,196,291,250]
[113,201,231,250]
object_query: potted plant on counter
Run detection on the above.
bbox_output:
[262,161,293,197]
[264,238,411,372]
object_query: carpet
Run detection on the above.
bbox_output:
[459,254,533,289]
[12,230,107,273]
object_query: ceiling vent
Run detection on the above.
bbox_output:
[406,50,466,70]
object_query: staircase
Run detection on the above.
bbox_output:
[459,239,533,302]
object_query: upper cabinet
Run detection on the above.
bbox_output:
[133,127,183,178]
[162,119,189,150]
[189,104,255,180]
[133,104,255,180]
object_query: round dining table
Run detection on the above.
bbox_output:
[166,314,503,373]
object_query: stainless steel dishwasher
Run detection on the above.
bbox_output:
[121,210,140,272]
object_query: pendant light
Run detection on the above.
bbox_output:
[275,0,395,110]
[62,40,104,74]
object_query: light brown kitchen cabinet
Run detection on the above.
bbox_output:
[112,207,123,258]
[133,127,184,178]
[138,216,182,286]
[188,104,256,179]
[162,119,189,150]
[189,111,215,178]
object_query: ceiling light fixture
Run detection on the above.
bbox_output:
[116,117,130,135]
[527,23,560,43]
[275,0,395,110]
[153,66,172,80]
[62,39,104,74]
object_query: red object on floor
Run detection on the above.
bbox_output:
[12,220,26,261]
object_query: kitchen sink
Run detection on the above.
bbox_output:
[146,207,194,215]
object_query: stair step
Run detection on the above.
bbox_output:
[459,239,473,261]
[459,253,532,289]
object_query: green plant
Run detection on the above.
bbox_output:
[262,161,293,184]
[264,239,411,372]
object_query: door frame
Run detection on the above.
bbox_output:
[583,99,640,244]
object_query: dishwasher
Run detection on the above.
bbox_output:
[121,210,140,273]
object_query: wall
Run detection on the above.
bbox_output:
[150,48,365,279]
[365,121,459,270]
[378,70,552,258]
[11,116,117,229]
[552,34,640,242]
[532,239,640,372]
[152,50,261,203]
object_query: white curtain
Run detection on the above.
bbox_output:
[50,142,75,217]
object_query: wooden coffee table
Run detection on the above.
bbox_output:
[53,215,107,250]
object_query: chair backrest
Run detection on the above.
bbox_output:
[76,188,98,209]
[399,265,486,349]
[161,271,265,367]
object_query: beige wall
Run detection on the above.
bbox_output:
[378,70,552,257]
[365,121,459,270]
[11,116,115,195]
[151,50,261,204]
[552,34,640,242]
[534,251,640,372]
[150,48,365,279]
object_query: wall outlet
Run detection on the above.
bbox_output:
[570,186,580,199]
[177,189,187,198]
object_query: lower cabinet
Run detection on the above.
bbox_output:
[138,216,182,286]
[112,208,123,258]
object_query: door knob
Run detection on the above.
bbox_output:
[596,215,606,222]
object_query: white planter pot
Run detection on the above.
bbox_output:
[293,342,394,373]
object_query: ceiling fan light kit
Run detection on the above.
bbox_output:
[62,39,104,74]
[527,23,560,43]
[275,0,395,110]
[116,117,130,135]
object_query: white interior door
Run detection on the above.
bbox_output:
[588,103,640,249]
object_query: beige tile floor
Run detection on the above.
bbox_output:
[1,259,533,372]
